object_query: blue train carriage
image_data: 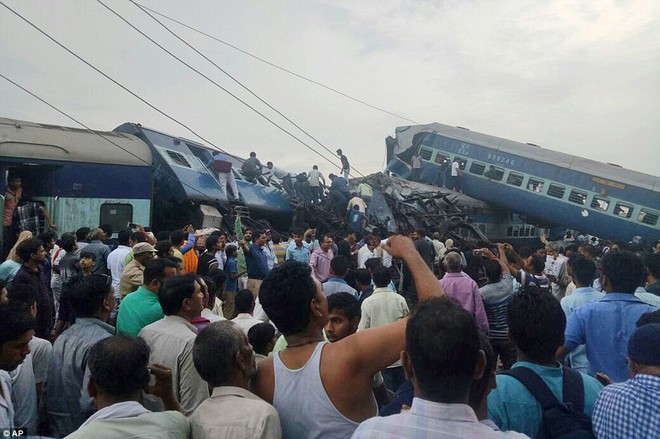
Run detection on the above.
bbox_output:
[387,123,660,243]
[0,117,153,245]
[114,123,292,232]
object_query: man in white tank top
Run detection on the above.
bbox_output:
[252,235,445,438]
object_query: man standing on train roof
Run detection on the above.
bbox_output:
[307,165,325,204]
[337,149,350,180]
[241,152,264,182]
[410,152,422,182]
[265,161,294,196]
[212,152,240,200]
[451,157,463,193]
[434,158,450,187]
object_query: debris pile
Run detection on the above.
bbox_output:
[287,173,491,246]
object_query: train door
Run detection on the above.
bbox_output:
[12,163,59,228]
[0,162,57,256]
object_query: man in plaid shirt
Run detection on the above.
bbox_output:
[592,320,660,439]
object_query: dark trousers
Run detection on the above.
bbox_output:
[382,366,406,392]
[310,186,323,204]
[490,337,518,370]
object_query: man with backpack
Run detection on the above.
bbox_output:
[487,287,603,438]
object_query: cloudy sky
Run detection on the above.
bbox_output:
[1,0,659,177]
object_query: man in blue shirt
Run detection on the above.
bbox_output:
[322,256,357,298]
[328,174,350,215]
[240,230,270,300]
[46,275,116,436]
[557,251,657,382]
[487,287,603,437]
[559,255,605,373]
[285,228,310,264]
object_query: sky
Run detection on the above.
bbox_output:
[1,0,659,178]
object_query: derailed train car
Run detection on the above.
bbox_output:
[114,122,292,231]
[0,117,153,245]
[0,116,292,249]
[386,123,660,242]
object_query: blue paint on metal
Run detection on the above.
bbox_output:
[388,130,660,241]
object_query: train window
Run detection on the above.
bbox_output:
[453,157,467,170]
[483,165,504,181]
[591,195,610,211]
[527,177,544,193]
[419,147,433,161]
[638,208,659,226]
[568,189,587,205]
[99,203,133,235]
[434,153,450,164]
[165,150,192,168]
[506,172,524,187]
[507,226,513,237]
[469,162,485,175]
[613,202,634,219]
[547,183,566,199]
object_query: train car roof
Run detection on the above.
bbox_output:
[0,117,152,166]
[394,123,660,192]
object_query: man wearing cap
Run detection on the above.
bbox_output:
[592,322,660,438]
[119,242,156,299]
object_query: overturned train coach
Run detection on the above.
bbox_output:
[0,116,291,246]
[386,123,660,243]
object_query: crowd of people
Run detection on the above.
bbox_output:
[1,175,660,437]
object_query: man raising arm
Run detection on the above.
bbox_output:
[251,235,444,438]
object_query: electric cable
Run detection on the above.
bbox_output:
[0,72,225,201]
[130,0,366,177]
[134,2,422,126]
[97,0,340,170]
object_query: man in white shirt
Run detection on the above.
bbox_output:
[357,236,377,269]
[544,243,569,300]
[190,321,282,438]
[139,274,209,415]
[450,158,462,192]
[347,194,368,214]
[411,153,422,181]
[231,289,263,335]
[307,165,325,204]
[359,266,409,392]
[106,228,132,319]
[351,298,528,439]
[265,161,294,195]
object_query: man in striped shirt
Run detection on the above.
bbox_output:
[479,244,517,370]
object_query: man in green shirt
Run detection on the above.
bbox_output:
[117,259,177,336]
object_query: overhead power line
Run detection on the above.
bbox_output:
[0,0,231,157]
[0,72,221,201]
[97,0,342,172]
[130,0,366,178]
[134,2,421,126]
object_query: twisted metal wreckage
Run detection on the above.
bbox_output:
[285,173,490,246]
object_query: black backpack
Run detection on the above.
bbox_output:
[501,366,595,439]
